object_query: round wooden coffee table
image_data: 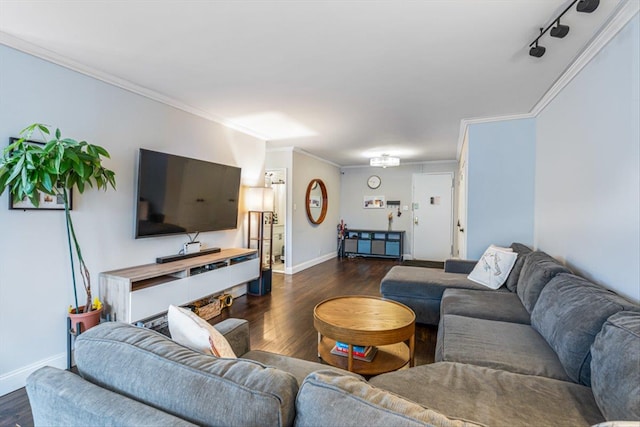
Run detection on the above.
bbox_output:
[313,295,415,375]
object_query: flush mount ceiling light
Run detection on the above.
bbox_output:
[370,154,400,168]
[529,0,599,58]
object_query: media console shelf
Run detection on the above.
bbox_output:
[99,248,259,324]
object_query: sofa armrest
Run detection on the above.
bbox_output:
[214,318,251,356]
[444,259,477,274]
[27,367,196,427]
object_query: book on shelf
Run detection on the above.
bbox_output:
[330,345,378,362]
[333,345,372,358]
[335,341,369,355]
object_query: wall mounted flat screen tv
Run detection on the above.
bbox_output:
[135,149,242,238]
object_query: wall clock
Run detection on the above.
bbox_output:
[367,175,381,189]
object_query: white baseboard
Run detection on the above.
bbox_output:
[288,252,337,275]
[0,352,66,396]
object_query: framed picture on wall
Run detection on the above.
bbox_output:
[7,137,73,211]
[363,195,385,209]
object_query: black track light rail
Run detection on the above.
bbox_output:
[529,0,578,48]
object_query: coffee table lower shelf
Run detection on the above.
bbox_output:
[318,337,410,376]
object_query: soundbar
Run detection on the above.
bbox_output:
[156,247,221,264]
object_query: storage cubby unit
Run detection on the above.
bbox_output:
[342,230,404,261]
[99,248,259,323]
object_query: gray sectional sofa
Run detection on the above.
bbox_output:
[26,244,640,427]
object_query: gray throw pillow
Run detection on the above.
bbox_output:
[504,242,532,292]
[531,274,639,386]
[590,311,640,421]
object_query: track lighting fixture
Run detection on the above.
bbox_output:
[529,41,546,58]
[529,0,599,58]
[577,0,599,13]
[550,19,570,38]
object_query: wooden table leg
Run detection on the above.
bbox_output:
[348,343,353,372]
[409,334,415,367]
[317,332,321,358]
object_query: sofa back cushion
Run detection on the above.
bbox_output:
[531,274,639,386]
[75,322,298,427]
[295,370,484,427]
[504,243,532,292]
[590,311,640,421]
[516,251,571,312]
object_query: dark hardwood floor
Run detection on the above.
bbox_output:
[0,257,437,427]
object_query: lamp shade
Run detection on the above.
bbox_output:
[245,187,274,211]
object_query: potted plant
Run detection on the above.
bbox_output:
[0,123,116,331]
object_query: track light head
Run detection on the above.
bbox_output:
[529,43,546,58]
[577,0,599,13]
[550,23,570,38]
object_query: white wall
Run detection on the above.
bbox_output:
[466,118,536,259]
[340,162,457,259]
[0,45,266,395]
[535,14,639,302]
[290,150,341,272]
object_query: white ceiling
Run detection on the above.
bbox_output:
[0,0,625,166]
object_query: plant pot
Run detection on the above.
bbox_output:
[68,306,102,334]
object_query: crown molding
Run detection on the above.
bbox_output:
[292,147,341,168]
[0,32,268,142]
[530,0,639,116]
[456,0,639,161]
[341,159,457,169]
[266,146,295,153]
[456,113,535,160]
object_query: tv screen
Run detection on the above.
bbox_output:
[135,149,242,238]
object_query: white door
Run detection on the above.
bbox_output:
[412,172,454,261]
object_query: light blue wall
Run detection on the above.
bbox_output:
[535,15,639,302]
[467,118,536,259]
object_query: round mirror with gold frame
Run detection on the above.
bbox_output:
[305,179,327,225]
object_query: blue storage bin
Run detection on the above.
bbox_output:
[358,239,372,254]
[386,241,400,256]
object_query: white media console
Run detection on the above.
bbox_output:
[99,248,259,323]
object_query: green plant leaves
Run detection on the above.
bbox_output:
[0,123,117,202]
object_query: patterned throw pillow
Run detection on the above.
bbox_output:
[167,305,236,358]
[467,245,518,290]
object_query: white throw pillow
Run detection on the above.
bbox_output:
[167,305,236,358]
[467,245,518,290]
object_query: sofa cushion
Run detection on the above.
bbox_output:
[369,362,605,427]
[381,266,508,324]
[531,274,639,386]
[242,349,359,386]
[516,251,571,312]
[295,370,483,427]
[26,367,197,427]
[590,311,640,421]
[504,242,532,292]
[441,289,530,324]
[75,322,298,427]
[436,314,570,381]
